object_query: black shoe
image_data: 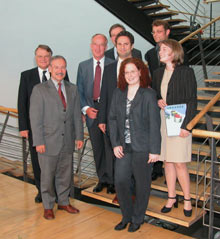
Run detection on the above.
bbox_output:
[161,196,178,213]
[114,221,128,231]
[35,192,42,203]
[107,184,115,194]
[128,223,141,232]
[93,183,105,193]
[183,198,192,217]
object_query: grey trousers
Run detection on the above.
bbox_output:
[38,151,73,209]
[115,150,153,224]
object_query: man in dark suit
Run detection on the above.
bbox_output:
[145,20,188,181]
[105,23,142,60]
[30,55,83,220]
[17,45,69,203]
[76,34,115,194]
[99,31,135,202]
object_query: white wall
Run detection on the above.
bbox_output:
[0,0,152,109]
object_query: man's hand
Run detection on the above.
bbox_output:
[113,146,124,159]
[76,140,84,150]
[20,130,29,139]
[86,107,98,119]
[98,123,106,134]
[36,145,46,154]
[81,114,86,123]
[158,99,167,110]
[148,153,160,163]
[179,129,190,138]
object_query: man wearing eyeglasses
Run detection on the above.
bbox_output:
[145,20,170,79]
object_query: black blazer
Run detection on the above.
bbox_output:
[108,87,161,154]
[145,46,189,78]
[98,61,118,125]
[17,67,69,132]
[152,65,197,130]
[105,47,142,60]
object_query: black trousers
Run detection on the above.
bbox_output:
[115,147,153,224]
[152,161,163,174]
[88,102,115,184]
[28,134,41,193]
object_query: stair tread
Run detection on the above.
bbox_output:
[212,72,220,75]
[204,79,220,82]
[192,143,220,156]
[82,186,204,227]
[198,87,220,91]
[197,94,220,101]
[197,103,220,112]
[149,11,178,16]
[141,3,169,9]
[199,116,220,125]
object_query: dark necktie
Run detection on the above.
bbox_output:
[93,61,101,100]
[42,71,47,82]
[58,82,66,109]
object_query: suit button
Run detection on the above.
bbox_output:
[62,133,64,136]
[63,109,66,112]
[64,121,66,124]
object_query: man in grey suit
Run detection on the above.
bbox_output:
[76,34,115,194]
[105,23,142,60]
[30,56,83,220]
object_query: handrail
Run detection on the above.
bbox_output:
[0,106,18,114]
[169,9,211,19]
[192,129,220,139]
[179,16,220,44]
[187,91,220,130]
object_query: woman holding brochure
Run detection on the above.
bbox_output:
[109,58,161,232]
[152,39,197,217]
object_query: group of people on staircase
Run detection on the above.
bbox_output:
[17,19,197,232]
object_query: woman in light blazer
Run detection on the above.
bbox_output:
[152,39,197,217]
[108,58,161,232]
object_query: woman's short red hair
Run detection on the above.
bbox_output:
[118,58,151,90]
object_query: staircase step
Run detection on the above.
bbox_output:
[192,143,220,157]
[212,72,220,75]
[149,11,178,19]
[151,175,206,201]
[198,87,220,91]
[167,18,187,26]
[171,25,191,33]
[197,103,220,112]
[204,79,220,83]
[82,186,204,227]
[128,0,157,7]
[197,94,220,101]
[141,4,169,14]
[199,116,220,125]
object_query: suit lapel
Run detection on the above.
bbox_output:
[130,87,143,113]
[32,67,41,85]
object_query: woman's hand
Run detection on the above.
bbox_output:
[179,129,190,138]
[148,153,160,163]
[113,146,124,159]
[158,99,167,110]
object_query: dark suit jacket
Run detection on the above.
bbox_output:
[145,46,189,78]
[76,57,114,128]
[98,61,118,126]
[105,47,142,60]
[17,67,69,132]
[152,65,197,130]
[108,87,161,153]
[30,79,83,156]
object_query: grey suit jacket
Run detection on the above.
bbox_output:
[29,79,83,156]
[76,57,114,128]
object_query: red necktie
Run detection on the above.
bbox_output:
[93,61,101,100]
[58,82,66,109]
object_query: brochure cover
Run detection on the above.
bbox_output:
[164,104,187,137]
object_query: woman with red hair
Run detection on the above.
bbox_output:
[108,58,161,232]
